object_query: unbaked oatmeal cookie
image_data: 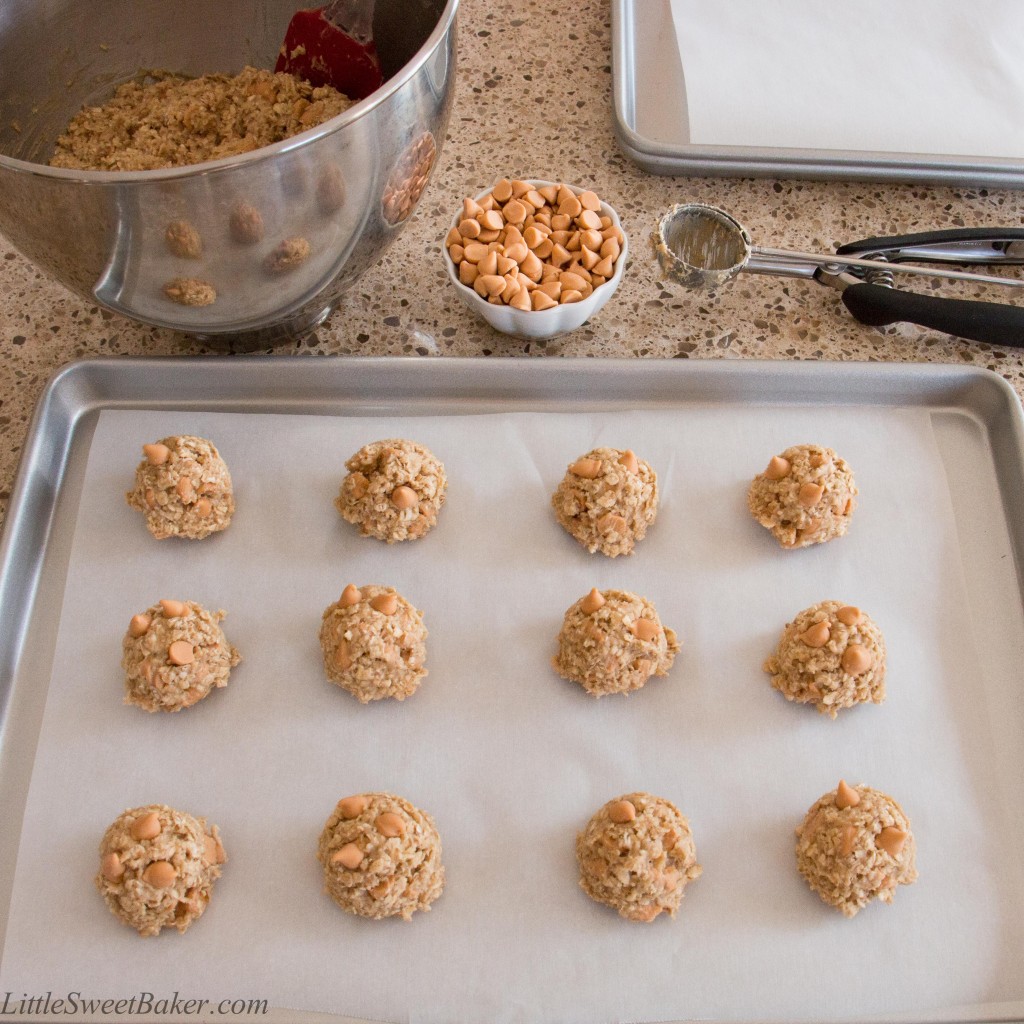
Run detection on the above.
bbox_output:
[126,435,234,540]
[122,599,241,713]
[576,793,702,922]
[317,792,445,921]
[552,447,658,557]
[335,439,447,543]
[748,444,857,548]
[763,601,885,718]
[553,588,679,697]
[319,584,427,703]
[796,781,917,917]
[96,804,226,937]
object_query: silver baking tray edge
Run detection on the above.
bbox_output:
[2,356,1024,1024]
[612,0,1024,187]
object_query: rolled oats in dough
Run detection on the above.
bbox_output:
[764,600,885,718]
[50,67,353,171]
[122,599,241,713]
[95,804,226,937]
[319,584,427,703]
[553,588,679,697]
[796,781,917,917]
[126,435,234,540]
[576,793,702,922]
[335,439,447,543]
[317,792,445,921]
[747,444,857,549]
[552,447,658,557]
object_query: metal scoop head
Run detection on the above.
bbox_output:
[653,203,752,290]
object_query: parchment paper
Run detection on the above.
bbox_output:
[670,1,1024,158]
[2,403,1024,1023]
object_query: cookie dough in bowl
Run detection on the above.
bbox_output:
[763,600,885,718]
[552,447,658,557]
[553,588,679,697]
[576,793,702,922]
[747,443,856,548]
[95,804,226,937]
[319,584,428,703]
[796,781,917,917]
[122,599,241,713]
[317,792,445,921]
[125,435,234,540]
[335,438,447,543]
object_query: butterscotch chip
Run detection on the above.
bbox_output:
[163,277,216,307]
[552,446,658,558]
[96,804,225,936]
[338,796,367,819]
[748,444,857,548]
[763,600,885,718]
[319,585,427,703]
[335,439,447,543]
[877,826,908,857]
[796,783,916,917]
[333,843,364,869]
[837,605,863,626]
[553,588,679,697]
[122,600,240,713]
[317,792,444,921]
[608,800,637,824]
[835,779,860,810]
[126,434,234,540]
[576,793,701,922]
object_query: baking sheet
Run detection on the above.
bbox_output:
[612,0,1024,185]
[1,359,1024,1024]
[670,1,1024,157]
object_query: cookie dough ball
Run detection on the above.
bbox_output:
[126,435,234,540]
[552,448,657,557]
[747,444,856,549]
[317,793,445,921]
[553,588,679,697]
[796,780,917,917]
[319,585,427,703]
[576,793,702,922]
[95,804,226,937]
[335,439,447,543]
[122,599,241,713]
[763,601,885,718]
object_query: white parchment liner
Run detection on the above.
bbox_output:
[670,1,1024,158]
[2,403,1023,1023]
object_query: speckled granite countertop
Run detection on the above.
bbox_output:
[2,0,1024,526]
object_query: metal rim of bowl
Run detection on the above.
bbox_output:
[0,0,460,184]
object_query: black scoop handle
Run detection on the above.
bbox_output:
[841,283,1024,347]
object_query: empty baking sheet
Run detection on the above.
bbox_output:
[0,358,1023,1024]
[612,0,1024,186]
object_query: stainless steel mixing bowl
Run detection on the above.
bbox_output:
[0,0,458,347]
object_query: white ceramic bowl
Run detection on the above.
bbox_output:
[443,178,628,340]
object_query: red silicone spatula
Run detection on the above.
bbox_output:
[276,1,383,100]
